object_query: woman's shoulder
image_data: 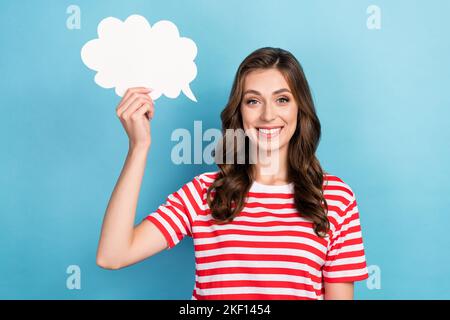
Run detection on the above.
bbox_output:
[322,172,357,205]
[322,173,361,230]
[193,170,220,188]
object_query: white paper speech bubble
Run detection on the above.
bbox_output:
[81,14,198,102]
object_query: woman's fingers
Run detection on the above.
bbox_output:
[117,93,153,118]
[121,87,151,105]
[116,87,152,115]
[133,103,154,121]
[117,92,152,116]
[121,95,154,120]
[147,102,155,120]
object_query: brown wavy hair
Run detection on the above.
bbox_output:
[206,47,329,238]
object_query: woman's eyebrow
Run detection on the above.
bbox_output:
[243,88,291,95]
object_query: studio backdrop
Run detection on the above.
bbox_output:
[1,0,449,299]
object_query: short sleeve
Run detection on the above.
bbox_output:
[323,194,369,283]
[144,174,205,250]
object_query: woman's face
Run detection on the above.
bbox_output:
[240,68,298,153]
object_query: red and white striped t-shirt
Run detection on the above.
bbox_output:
[145,171,369,300]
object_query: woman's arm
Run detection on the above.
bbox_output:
[96,87,167,270]
[96,146,168,270]
[324,282,354,300]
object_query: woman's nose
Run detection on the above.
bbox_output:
[261,103,276,121]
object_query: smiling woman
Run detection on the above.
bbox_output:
[212,48,329,237]
[97,47,369,300]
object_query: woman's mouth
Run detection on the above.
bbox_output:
[256,126,283,139]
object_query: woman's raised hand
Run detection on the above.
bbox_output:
[115,87,155,150]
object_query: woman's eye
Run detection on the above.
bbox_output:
[246,99,258,105]
[278,97,289,103]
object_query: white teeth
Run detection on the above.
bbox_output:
[258,127,282,134]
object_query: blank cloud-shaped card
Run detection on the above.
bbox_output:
[81,14,198,102]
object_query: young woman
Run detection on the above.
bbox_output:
[96,47,369,300]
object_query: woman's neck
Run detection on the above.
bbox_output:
[251,145,289,185]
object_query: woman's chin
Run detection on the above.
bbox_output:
[250,140,285,153]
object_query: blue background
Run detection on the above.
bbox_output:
[1,0,449,299]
